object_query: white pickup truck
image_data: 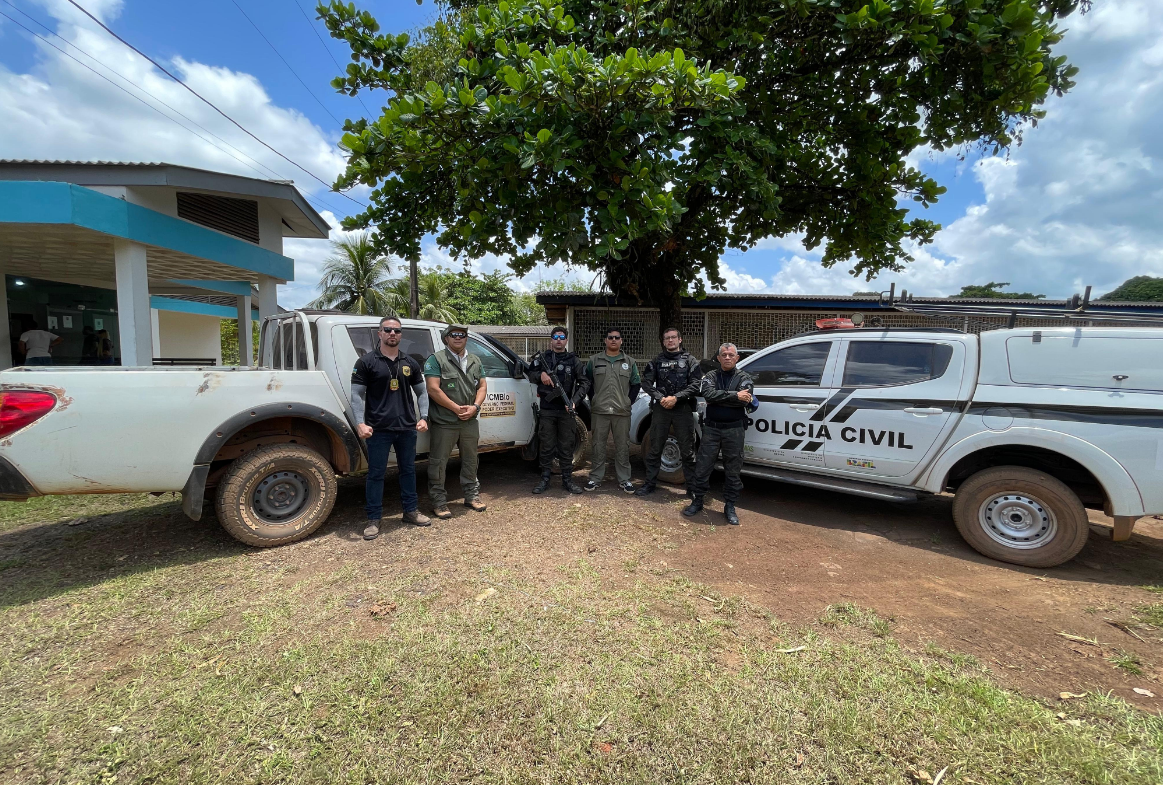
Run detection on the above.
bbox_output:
[0,311,583,546]
[631,327,1163,567]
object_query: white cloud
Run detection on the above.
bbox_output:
[757,0,1163,299]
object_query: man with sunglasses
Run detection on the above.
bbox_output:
[423,323,488,519]
[525,326,589,494]
[584,328,641,493]
[351,316,430,539]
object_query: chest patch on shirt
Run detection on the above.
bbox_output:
[402,364,411,376]
[621,362,629,370]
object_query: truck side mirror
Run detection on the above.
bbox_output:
[511,357,528,379]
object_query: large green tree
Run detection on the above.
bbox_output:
[956,281,1045,299]
[319,0,1082,329]
[1100,276,1163,302]
[309,232,395,314]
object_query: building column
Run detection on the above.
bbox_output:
[0,266,11,369]
[256,275,278,321]
[114,239,153,366]
[236,294,253,366]
[150,308,161,359]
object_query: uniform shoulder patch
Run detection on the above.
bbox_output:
[402,364,411,376]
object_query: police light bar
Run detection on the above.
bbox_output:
[815,317,855,330]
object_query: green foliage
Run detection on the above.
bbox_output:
[381,270,462,322]
[317,0,1082,326]
[956,281,1046,299]
[1099,276,1163,302]
[308,232,395,314]
[219,319,259,366]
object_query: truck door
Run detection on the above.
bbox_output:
[467,335,536,448]
[824,338,965,479]
[331,323,437,461]
[741,340,839,469]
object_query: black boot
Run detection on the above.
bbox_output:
[723,503,739,525]
[562,474,584,494]
[532,472,551,494]
[682,496,704,517]
[634,483,656,497]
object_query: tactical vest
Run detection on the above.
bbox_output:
[430,348,483,426]
[590,352,635,416]
[651,351,698,409]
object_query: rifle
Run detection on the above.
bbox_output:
[540,351,576,415]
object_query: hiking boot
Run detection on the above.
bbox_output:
[432,505,453,520]
[465,497,487,512]
[620,481,636,494]
[363,522,381,540]
[634,483,657,497]
[562,475,584,494]
[532,473,552,494]
[723,503,739,526]
[584,479,601,491]
[402,510,431,527]
[681,497,704,517]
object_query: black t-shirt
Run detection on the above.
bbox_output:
[351,347,424,431]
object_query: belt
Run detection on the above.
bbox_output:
[705,419,746,429]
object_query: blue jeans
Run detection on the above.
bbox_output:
[365,429,418,520]
[27,356,53,365]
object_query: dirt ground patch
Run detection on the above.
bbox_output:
[2,445,1161,712]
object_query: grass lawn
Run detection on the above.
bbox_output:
[0,494,1160,784]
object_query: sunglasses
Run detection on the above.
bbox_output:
[551,334,567,340]
[380,327,402,334]
[606,335,622,340]
[448,331,467,339]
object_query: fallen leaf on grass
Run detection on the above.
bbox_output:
[793,752,804,768]
[293,684,303,696]
[1059,691,1087,700]
[595,742,613,755]
[774,646,808,654]
[908,768,932,784]
[65,518,89,527]
[474,587,497,604]
[1133,687,1155,697]
[1056,712,1084,727]
[196,656,220,669]
[932,766,949,785]
[107,726,123,735]
[369,602,397,617]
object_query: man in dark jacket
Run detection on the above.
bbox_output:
[684,343,758,525]
[525,326,590,494]
[636,326,703,497]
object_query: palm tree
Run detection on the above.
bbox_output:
[309,233,394,314]
[383,271,460,323]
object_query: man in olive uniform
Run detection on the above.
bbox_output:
[636,326,704,497]
[684,343,758,525]
[424,324,488,519]
[584,328,640,493]
[526,326,589,494]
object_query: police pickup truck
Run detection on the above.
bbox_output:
[630,326,1163,568]
[0,311,584,547]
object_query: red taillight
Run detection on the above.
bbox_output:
[0,391,57,438]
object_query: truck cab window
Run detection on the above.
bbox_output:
[745,342,832,386]
[842,341,954,387]
[345,326,435,366]
[468,337,511,378]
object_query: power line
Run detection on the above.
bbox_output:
[229,0,343,128]
[62,0,367,208]
[1,0,287,183]
[291,0,374,117]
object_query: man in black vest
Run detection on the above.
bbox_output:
[684,343,758,525]
[636,326,703,497]
[525,326,589,494]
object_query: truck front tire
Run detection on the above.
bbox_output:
[215,444,338,547]
[952,466,1090,568]
[640,429,687,485]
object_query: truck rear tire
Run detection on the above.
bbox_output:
[215,444,337,547]
[640,429,686,485]
[952,466,1090,568]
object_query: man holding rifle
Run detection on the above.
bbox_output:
[525,326,589,494]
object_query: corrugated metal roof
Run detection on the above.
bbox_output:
[469,324,552,335]
[534,291,1163,309]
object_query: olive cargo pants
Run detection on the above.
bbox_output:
[427,419,480,507]
[588,413,632,484]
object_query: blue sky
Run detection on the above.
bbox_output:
[2,1,1159,307]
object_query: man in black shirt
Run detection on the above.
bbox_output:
[525,326,589,494]
[684,343,758,525]
[636,326,703,497]
[351,316,431,539]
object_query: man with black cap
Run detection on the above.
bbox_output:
[525,326,589,494]
[636,326,703,497]
[423,323,488,519]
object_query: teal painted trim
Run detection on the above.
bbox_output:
[151,295,259,321]
[0,181,294,282]
[169,279,254,296]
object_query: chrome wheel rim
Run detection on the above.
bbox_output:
[252,470,310,523]
[660,436,683,476]
[978,492,1057,549]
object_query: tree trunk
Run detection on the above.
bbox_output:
[642,271,683,342]
[408,258,420,320]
